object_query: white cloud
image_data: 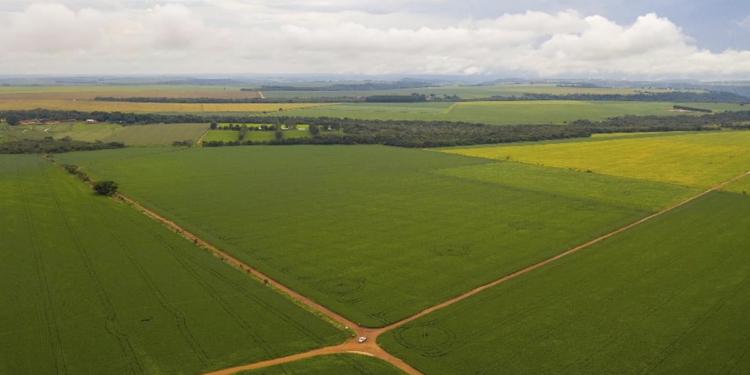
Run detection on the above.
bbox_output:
[0,2,749,78]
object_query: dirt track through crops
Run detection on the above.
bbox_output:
[118,170,750,375]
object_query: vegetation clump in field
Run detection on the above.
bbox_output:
[93,180,118,196]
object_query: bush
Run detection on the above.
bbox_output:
[5,115,20,126]
[93,181,118,196]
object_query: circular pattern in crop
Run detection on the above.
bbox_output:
[394,324,456,357]
[281,266,313,280]
[317,277,366,295]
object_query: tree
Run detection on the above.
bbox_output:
[309,124,320,135]
[93,180,118,196]
[210,121,218,130]
[5,115,20,126]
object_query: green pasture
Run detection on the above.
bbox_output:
[264,101,745,125]
[56,146,693,327]
[0,123,209,146]
[203,130,239,142]
[48,146,177,167]
[282,129,312,139]
[203,129,311,143]
[380,191,750,375]
[105,123,209,145]
[238,354,407,375]
[0,155,345,375]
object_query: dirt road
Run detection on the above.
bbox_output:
[116,170,750,375]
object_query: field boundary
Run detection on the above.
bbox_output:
[196,128,211,146]
[443,102,458,114]
[103,162,749,375]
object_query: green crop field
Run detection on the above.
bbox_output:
[281,129,312,139]
[379,191,750,375]
[0,123,210,146]
[263,101,745,125]
[0,155,345,375]
[55,146,693,327]
[104,123,210,145]
[723,175,750,195]
[201,130,310,142]
[203,130,240,142]
[444,130,750,187]
[238,354,407,375]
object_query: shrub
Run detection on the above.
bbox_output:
[93,180,118,196]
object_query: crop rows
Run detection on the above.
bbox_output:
[380,191,750,374]
[55,145,693,327]
[0,155,344,375]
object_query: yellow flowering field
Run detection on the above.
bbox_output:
[442,131,750,188]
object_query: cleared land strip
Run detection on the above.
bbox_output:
[117,170,749,375]
[196,128,211,146]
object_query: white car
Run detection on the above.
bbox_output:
[358,336,367,343]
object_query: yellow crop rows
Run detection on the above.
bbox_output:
[443,131,750,187]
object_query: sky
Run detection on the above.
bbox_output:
[1,0,749,79]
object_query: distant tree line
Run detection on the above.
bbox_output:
[673,105,713,113]
[205,111,750,148]
[243,80,435,92]
[93,90,747,105]
[4,109,750,149]
[0,137,125,154]
[364,94,427,103]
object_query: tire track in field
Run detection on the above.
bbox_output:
[129,219,278,359]
[99,161,748,375]
[39,163,144,375]
[93,204,212,369]
[16,159,68,375]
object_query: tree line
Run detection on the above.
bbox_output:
[4,109,750,149]
[92,90,747,105]
[243,80,434,91]
[673,105,713,113]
